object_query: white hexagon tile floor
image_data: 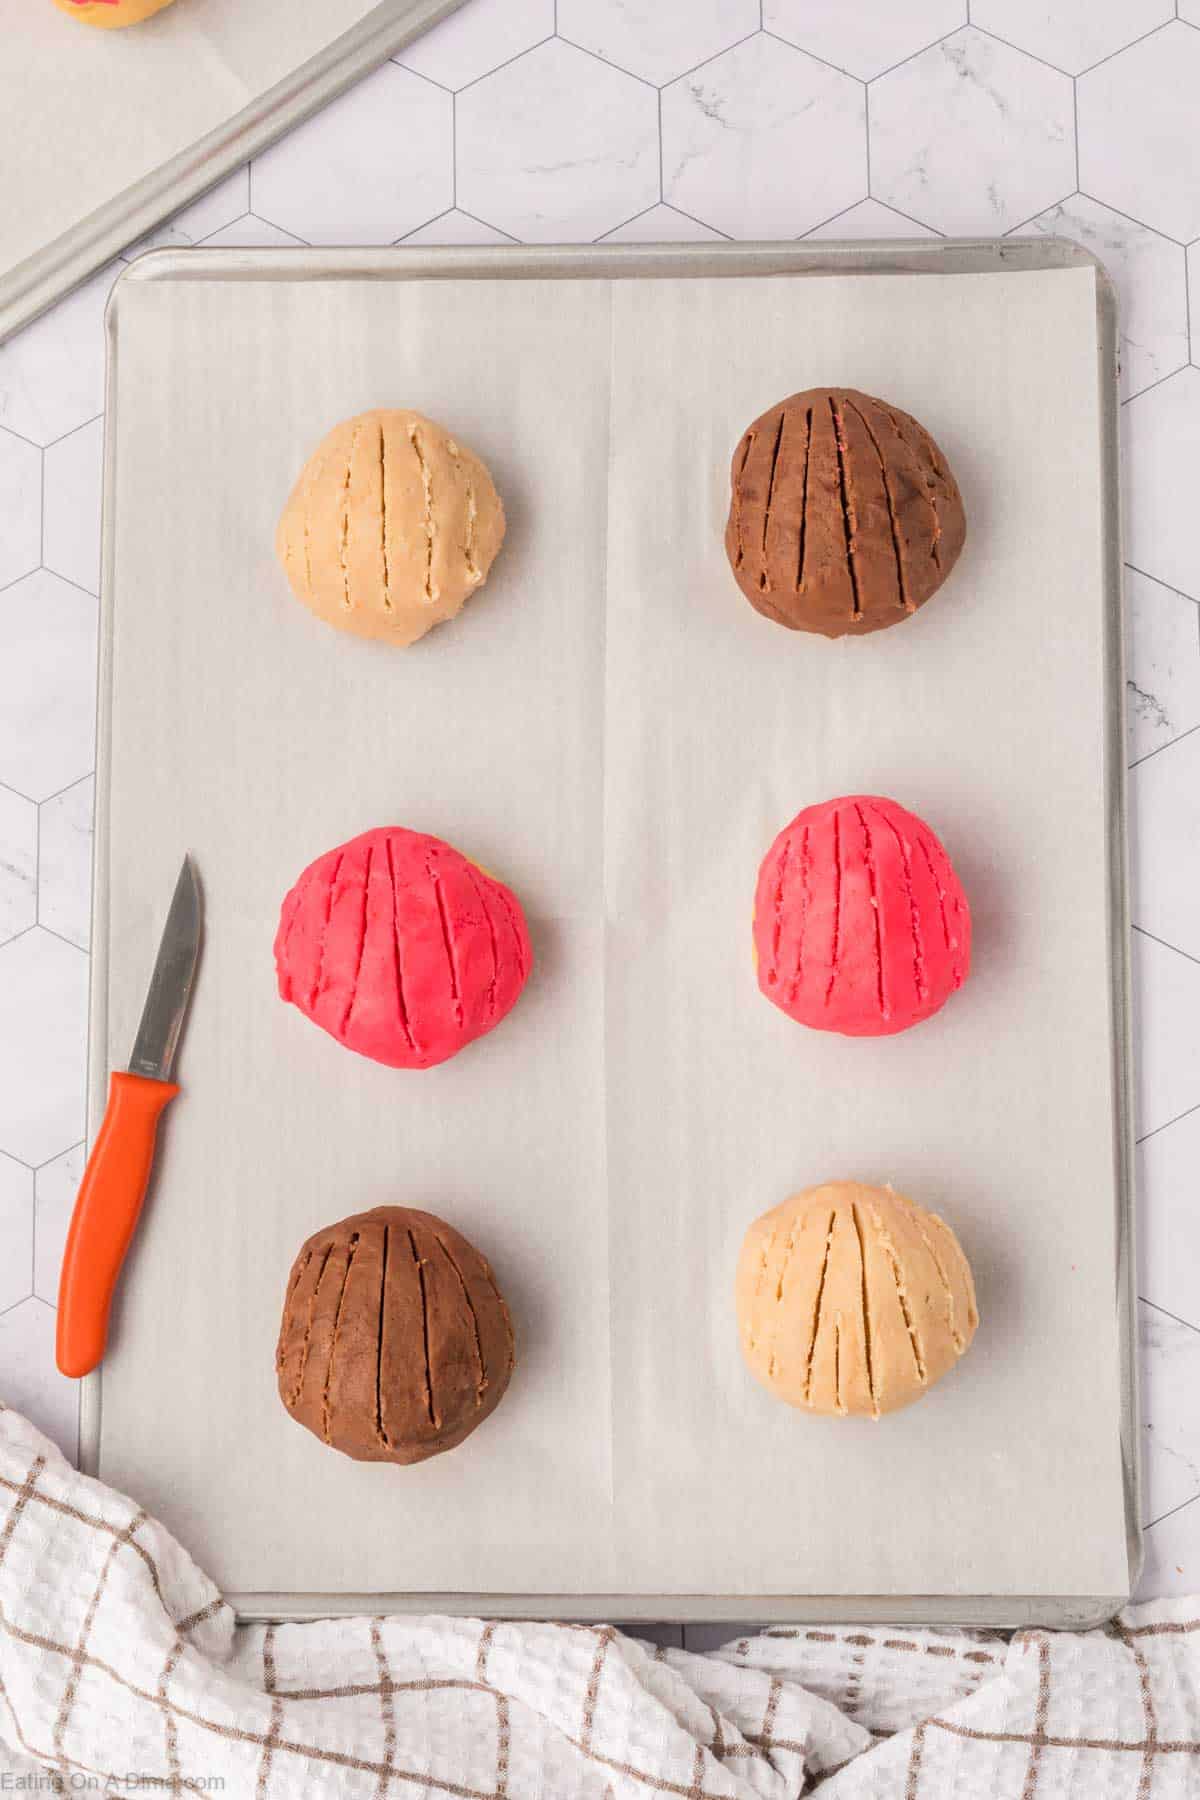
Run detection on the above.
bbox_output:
[0,0,1199,1628]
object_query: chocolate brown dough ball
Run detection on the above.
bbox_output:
[276,1206,514,1465]
[724,388,966,638]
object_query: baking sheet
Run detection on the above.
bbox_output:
[87,243,1136,1625]
[0,0,464,343]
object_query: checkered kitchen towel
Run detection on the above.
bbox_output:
[0,1406,1195,1797]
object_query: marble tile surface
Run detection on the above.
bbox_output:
[0,928,88,1169]
[32,1143,83,1310]
[599,203,726,243]
[558,0,757,85]
[1022,196,1188,401]
[1130,724,1200,963]
[252,62,453,244]
[765,0,965,83]
[0,787,36,947]
[1123,365,1200,598]
[803,197,941,240]
[0,1153,33,1316]
[0,429,40,593]
[1078,23,1200,241]
[0,0,1198,1623]
[457,37,659,240]
[1124,570,1200,763]
[662,34,866,238]
[870,27,1074,235]
[1140,1301,1200,1526]
[1139,1104,1200,1337]
[0,263,115,448]
[0,1299,77,1465]
[1132,931,1200,1142]
[0,570,97,802]
[42,417,103,597]
[37,777,93,954]
[973,0,1173,77]
[397,0,553,90]
[401,208,518,245]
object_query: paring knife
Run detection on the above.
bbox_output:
[56,856,203,1379]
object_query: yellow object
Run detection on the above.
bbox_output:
[735,1180,978,1419]
[53,0,177,27]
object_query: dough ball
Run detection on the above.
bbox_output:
[277,1206,515,1464]
[753,794,970,1037]
[275,826,531,1070]
[275,409,506,646]
[53,0,177,24]
[724,388,965,637]
[736,1181,978,1419]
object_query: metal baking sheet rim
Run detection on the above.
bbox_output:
[81,236,1139,1631]
[0,0,467,345]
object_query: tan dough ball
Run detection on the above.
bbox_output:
[735,1181,977,1419]
[275,409,506,646]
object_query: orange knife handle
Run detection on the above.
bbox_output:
[55,1071,179,1378]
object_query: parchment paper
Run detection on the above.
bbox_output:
[3,1,403,284]
[92,261,1130,1606]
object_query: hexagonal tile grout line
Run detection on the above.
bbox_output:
[6,769,97,815]
[972,17,1179,81]
[1131,717,1200,771]
[215,21,1179,255]
[758,24,886,87]
[594,201,658,243]
[43,412,104,452]
[1133,923,1200,970]
[1186,239,1195,358]
[1126,560,1200,609]
[31,793,40,936]
[629,201,737,243]
[1124,364,1200,409]
[949,23,1078,81]
[394,207,520,247]
[1,918,90,965]
[1146,1488,1200,1533]
[0,422,44,456]
[194,211,295,248]
[446,33,557,95]
[864,80,872,197]
[389,54,454,93]
[0,567,32,605]
[555,31,695,91]
[1143,1294,1200,1338]
[1075,188,1192,248]
[1072,77,1080,189]
[801,195,942,240]
[0,778,33,811]
[1001,191,1081,239]
[1138,1097,1200,1147]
